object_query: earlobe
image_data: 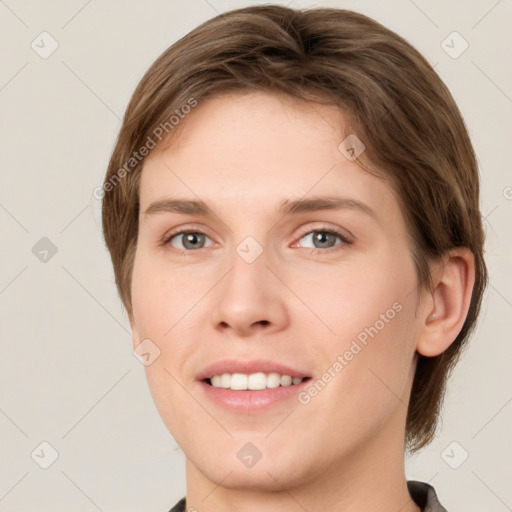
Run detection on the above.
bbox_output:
[416,248,475,357]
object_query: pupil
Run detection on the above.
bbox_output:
[315,232,332,248]
[184,233,203,249]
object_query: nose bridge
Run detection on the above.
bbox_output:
[224,232,271,302]
[209,231,288,335]
[234,234,266,267]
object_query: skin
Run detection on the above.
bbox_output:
[129,92,475,512]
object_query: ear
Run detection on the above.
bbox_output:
[416,248,476,357]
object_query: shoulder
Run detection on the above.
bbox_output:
[407,480,449,512]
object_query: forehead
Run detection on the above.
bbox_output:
[139,92,398,224]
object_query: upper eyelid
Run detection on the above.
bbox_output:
[295,223,352,239]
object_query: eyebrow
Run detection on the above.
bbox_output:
[143,195,377,221]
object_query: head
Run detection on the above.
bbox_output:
[101,4,487,485]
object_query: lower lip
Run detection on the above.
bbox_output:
[198,379,311,413]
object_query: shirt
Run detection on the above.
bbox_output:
[167,480,448,511]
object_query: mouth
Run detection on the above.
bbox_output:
[202,373,312,391]
[196,359,313,412]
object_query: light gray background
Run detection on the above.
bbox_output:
[0,0,510,510]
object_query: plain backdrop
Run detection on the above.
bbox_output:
[0,0,511,510]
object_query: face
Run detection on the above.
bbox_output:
[130,92,422,491]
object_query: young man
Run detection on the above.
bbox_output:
[101,5,487,511]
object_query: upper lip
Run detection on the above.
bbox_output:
[196,359,311,381]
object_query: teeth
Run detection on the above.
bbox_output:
[208,372,305,390]
[232,373,248,390]
[210,375,223,387]
[281,375,292,386]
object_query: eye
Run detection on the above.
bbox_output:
[295,227,352,253]
[163,230,214,251]
[161,225,352,255]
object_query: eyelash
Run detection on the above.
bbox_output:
[161,225,353,256]
[294,226,352,254]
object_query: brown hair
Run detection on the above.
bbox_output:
[101,5,487,454]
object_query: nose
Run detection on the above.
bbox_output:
[209,243,289,338]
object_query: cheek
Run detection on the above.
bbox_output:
[130,248,210,394]
[131,246,208,338]
[301,305,417,456]
[306,248,418,410]
[337,295,417,420]
[288,245,416,343]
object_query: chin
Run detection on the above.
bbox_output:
[187,443,316,493]
[200,461,306,492]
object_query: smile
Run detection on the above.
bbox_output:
[196,358,312,412]
[206,372,306,390]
